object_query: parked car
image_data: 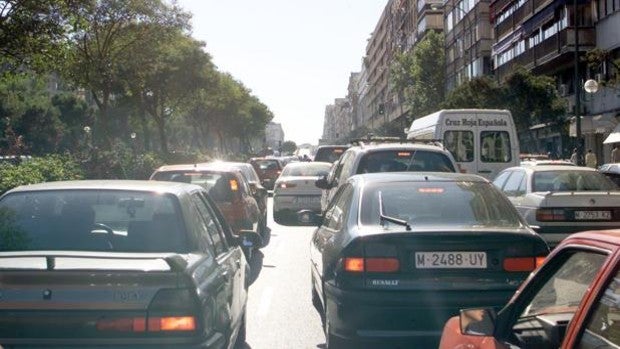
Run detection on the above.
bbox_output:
[316,139,458,211]
[439,229,620,349]
[492,165,620,248]
[206,161,269,235]
[313,145,349,163]
[599,162,620,186]
[150,163,268,248]
[249,157,283,190]
[273,161,331,225]
[304,172,548,348]
[0,180,258,348]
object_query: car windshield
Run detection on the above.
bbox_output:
[281,163,331,177]
[152,171,234,202]
[357,150,455,173]
[360,181,522,228]
[533,170,619,192]
[0,190,188,253]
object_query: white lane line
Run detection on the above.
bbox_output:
[257,287,274,318]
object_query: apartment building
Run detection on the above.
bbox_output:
[265,122,285,151]
[444,0,494,91]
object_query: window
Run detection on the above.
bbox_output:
[191,193,227,255]
[480,131,512,163]
[493,171,512,189]
[577,269,620,348]
[152,171,234,202]
[324,184,354,231]
[444,131,474,162]
[503,171,525,196]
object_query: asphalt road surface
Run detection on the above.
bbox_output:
[240,197,326,349]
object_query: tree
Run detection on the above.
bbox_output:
[391,30,446,119]
[281,141,297,154]
[442,77,503,110]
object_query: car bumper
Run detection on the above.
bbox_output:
[0,331,226,349]
[273,194,322,213]
[323,282,514,346]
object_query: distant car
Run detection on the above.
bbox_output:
[599,162,620,186]
[439,229,620,349]
[316,141,458,211]
[313,145,349,163]
[273,162,331,224]
[0,180,258,348]
[249,157,283,190]
[150,163,267,248]
[308,173,548,348]
[493,165,620,248]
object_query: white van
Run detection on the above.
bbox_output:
[407,109,519,179]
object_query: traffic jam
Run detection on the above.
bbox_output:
[1,110,620,349]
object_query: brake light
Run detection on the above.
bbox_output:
[503,257,543,272]
[536,209,566,221]
[96,316,196,332]
[418,187,444,194]
[343,257,400,273]
[535,256,546,268]
[151,316,196,332]
[279,182,297,189]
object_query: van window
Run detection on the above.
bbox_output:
[444,130,474,162]
[481,131,512,163]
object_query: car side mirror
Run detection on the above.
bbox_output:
[315,176,330,189]
[460,308,496,336]
[237,230,262,250]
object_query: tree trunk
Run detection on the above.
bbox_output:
[155,114,168,155]
[139,98,151,152]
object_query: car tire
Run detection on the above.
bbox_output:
[234,310,247,348]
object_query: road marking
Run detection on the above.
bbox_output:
[257,287,273,318]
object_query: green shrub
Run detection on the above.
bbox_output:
[0,155,84,194]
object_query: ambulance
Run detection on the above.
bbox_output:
[407,109,519,179]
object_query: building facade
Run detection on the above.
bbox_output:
[264,122,285,151]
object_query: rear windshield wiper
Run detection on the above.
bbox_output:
[378,191,411,231]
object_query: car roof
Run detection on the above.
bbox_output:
[4,180,201,196]
[154,162,239,173]
[316,145,349,149]
[509,165,597,172]
[566,229,620,245]
[349,172,489,185]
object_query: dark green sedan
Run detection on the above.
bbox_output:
[308,173,549,348]
[0,180,258,348]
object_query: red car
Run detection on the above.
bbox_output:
[439,229,620,349]
[249,157,283,190]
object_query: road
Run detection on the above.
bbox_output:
[241,197,326,349]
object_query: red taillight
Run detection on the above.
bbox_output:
[503,257,544,272]
[96,316,195,332]
[279,182,297,189]
[343,257,400,273]
[536,209,566,221]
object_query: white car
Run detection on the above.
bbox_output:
[273,162,331,225]
[493,165,620,247]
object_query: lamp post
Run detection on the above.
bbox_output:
[573,0,583,165]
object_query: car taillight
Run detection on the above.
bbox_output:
[96,316,196,332]
[343,257,400,273]
[279,182,297,189]
[503,257,546,272]
[536,209,566,221]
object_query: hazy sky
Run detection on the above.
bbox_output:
[177,0,389,145]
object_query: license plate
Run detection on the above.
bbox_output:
[415,252,487,269]
[296,196,320,205]
[574,211,612,220]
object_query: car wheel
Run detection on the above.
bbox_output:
[234,310,247,348]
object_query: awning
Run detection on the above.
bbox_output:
[569,114,618,136]
[604,124,620,144]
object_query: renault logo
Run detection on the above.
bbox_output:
[43,289,52,300]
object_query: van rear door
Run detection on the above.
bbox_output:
[476,111,519,179]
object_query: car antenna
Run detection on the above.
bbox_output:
[378,191,411,231]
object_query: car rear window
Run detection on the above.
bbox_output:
[282,163,331,177]
[314,147,347,163]
[356,150,455,174]
[532,170,619,192]
[0,190,189,253]
[360,181,522,228]
[254,160,280,171]
[151,171,234,202]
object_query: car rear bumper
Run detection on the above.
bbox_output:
[0,331,225,349]
[323,282,515,346]
[273,194,322,213]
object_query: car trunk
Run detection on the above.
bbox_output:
[0,253,199,343]
[537,192,620,222]
[276,176,322,195]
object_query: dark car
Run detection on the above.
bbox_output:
[249,157,283,190]
[307,173,548,348]
[313,145,349,163]
[150,163,268,248]
[0,180,258,348]
[439,229,620,349]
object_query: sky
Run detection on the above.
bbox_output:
[177,0,389,145]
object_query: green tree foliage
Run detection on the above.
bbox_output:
[0,155,83,194]
[585,48,620,86]
[443,67,565,134]
[391,31,446,119]
[281,141,297,154]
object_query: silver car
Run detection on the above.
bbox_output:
[273,162,331,225]
[493,165,620,247]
